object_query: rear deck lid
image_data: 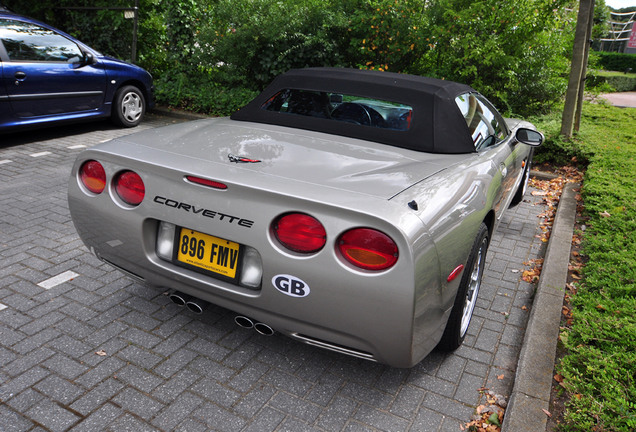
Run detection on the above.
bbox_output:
[112,118,467,199]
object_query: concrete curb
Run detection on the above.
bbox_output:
[149,106,210,120]
[502,180,580,431]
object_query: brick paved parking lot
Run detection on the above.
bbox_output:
[0,114,547,432]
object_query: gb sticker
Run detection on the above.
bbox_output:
[272,274,310,298]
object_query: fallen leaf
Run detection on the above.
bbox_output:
[95,350,107,356]
[599,211,611,218]
[488,412,501,426]
[521,305,528,311]
[554,374,564,383]
[543,409,552,417]
[532,191,548,196]
[497,374,504,380]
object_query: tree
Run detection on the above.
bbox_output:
[561,0,595,138]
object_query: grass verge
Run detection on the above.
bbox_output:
[534,102,636,431]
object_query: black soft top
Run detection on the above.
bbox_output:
[230,68,477,154]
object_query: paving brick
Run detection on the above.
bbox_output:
[49,334,92,357]
[112,387,164,420]
[117,345,163,369]
[185,336,230,361]
[0,404,35,432]
[151,369,201,404]
[35,374,84,405]
[241,407,286,432]
[389,385,425,420]
[339,382,393,409]
[116,365,164,393]
[68,403,122,432]
[262,368,313,397]
[70,378,124,415]
[152,330,194,356]
[0,346,18,368]
[187,357,235,382]
[12,327,60,355]
[226,360,269,393]
[153,348,198,379]
[150,391,204,431]
[192,402,247,432]
[2,347,55,377]
[191,378,242,408]
[354,404,410,431]
[232,384,276,418]
[42,354,89,380]
[5,388,46,413]
[26,399,81,432]
[75,357,126,388]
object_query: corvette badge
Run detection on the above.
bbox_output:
[228,154,261,163]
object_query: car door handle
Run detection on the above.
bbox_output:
[14,71,27,81]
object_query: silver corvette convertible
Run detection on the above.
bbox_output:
[68,68,542,367]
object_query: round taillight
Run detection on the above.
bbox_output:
[273,213,326,253]
[79,160,106,194]
[338,228,398,271]
[114,171,145,206]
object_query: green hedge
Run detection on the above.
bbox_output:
[595,51,636,72]
[587,74,636,91]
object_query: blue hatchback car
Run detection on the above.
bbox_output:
[0,9,154,132]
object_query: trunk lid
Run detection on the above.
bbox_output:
[114,118,468,199]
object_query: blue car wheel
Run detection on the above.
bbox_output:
[111,85,145,127]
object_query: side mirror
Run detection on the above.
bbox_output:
[515,128,544,147]
[80,52,95,66]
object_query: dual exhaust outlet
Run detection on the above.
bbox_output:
[167,291,274,336]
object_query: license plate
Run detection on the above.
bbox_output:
[176,228,241,279]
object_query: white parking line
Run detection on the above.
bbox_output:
[30,152,52,157]
[0,160,11,165]
[68,145,87,149]
[37,270,79,289]
[0,303,7,311]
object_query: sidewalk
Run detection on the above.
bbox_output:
[600,91,636,108]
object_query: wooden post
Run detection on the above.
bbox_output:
[560,0,595,138]
[574,0,596,132]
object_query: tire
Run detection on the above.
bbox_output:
[437,223,489,351]
[111,85,145,127]
[510,156,532,207]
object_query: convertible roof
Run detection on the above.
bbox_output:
[230,68,477,154]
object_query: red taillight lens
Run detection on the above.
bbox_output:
[79,160,106,194]
[114,171,145,206]
[273,213,326,253]
[338,228,398,271]
[186,176,227,190]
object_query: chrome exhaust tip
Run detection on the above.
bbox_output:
[186,299,209,314]
[169,291,191,307]
[254,322,275,336]
[234,316,254,329]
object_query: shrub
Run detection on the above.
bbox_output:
[345,0,426,73]
[199,0,349,90]
[595,51,636,72]
[416,0,573,116]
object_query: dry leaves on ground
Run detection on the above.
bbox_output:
[462,389,507,432]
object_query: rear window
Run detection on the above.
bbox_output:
[261,89,413,131]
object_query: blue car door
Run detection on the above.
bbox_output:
[0,18,106,118]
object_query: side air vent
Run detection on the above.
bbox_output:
[292,333,376,361]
